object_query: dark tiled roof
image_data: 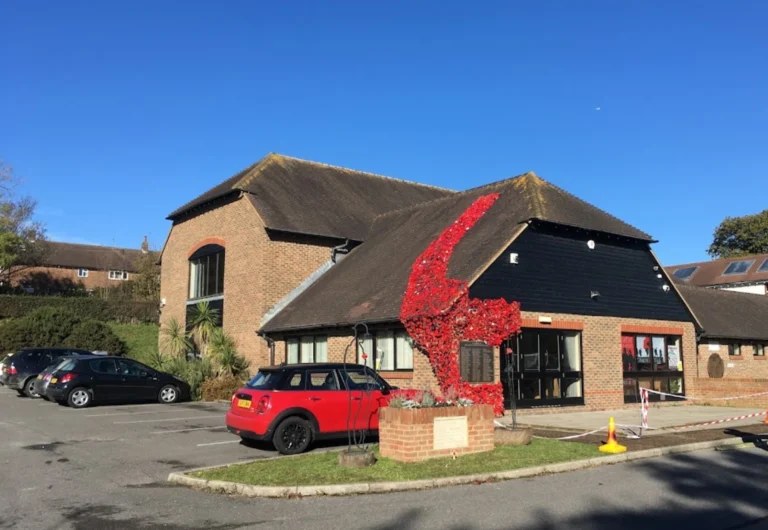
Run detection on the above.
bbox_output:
[666,254,768,287]
[677,285,768,341]
[45,242,151,272]
[261,172,652,332]
[167,154,454,241]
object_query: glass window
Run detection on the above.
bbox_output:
[188,246,225,299]
[358,331,414,370]
[77,268,88,278]
[117,359,143,376]
[395,331,414,370]
[376,331,395,371]
[90,359,118,374]
[562,332,581,372]
[652,336,667,370]
[108,270,128,281]
[246,370,280,390]
[286,336,327,364]
[755,344,765,357]
[519,331,540,371]
[358,335,374,368]
[722,260,755,276]
[623,333,685,403]
[729,343,741,356]
[672,266,697,279]
[286,338,299,364]
[339,367,387,391]
[635,336,652,371]
[307,370,339,390]
[541,333,559,371]
[758,259,768,273]
[278,371,305,390]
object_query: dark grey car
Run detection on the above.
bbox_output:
[5,348,94,398]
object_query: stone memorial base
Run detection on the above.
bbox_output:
[379,405,494,463]
[494,426,532,446]
[338,449,377,468]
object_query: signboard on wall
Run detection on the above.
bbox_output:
[459,341,494,383]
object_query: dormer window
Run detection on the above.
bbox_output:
[758,259,768,273]
[672,266,697,280]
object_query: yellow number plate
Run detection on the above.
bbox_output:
[50,378,57,384]
[237,399,251,409]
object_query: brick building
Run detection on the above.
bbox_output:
[160,153,713,412]
[17,239,152,292]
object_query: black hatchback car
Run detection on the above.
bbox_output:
[3,348,94,397]
[45,356,191,408]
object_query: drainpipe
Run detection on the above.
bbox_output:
[331,239,351,264]
[259,333,276,366]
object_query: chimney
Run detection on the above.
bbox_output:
[141,236,149,254]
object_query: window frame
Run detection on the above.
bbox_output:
[754,343,765,357]
[285,336,328,364]
[728,343,742,357]
[672,266,698,280]
[77,268,89,278]
[356,329,415,371]
[722,260,756,276]
[758,259,768,274]
[622,333,685,403]
[108,270,129,281]
[187,245,225,301]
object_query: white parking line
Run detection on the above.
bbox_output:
[86,409,176,418]
[151,426,226,434]
[196,440,240,447]
[114,415,222,425]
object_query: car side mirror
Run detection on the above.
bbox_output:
[381,387,391,396]
[139,371,149,378]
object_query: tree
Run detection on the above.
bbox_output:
[159,318,192,358]
[188,301,220,357]
[708,210,768,259]
[134,250,160,300]
[0,160,48,286]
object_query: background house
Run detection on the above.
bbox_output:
[666,254,768,295]
[17,238,152,293]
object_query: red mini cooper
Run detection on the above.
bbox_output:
[226,363,393,454]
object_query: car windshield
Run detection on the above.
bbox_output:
[246,371,280,390]
[49,359,72,373]
[56,359,79,372]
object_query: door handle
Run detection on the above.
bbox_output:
[308,397,321,401]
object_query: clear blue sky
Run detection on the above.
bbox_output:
[1,1,766,265]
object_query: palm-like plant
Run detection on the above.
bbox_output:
[160,318,192,358]
[208,328,249,378]
[189,301,220,356]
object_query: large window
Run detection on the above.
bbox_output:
[722,260,755,276]
[758,259,768,274]
[501,329,583,408]
[622,334,684,403]
[672,266,697,280]
[286,336,328,364]
[188,245,225,300]
[108,270,128,281]
[728,343,742,356]
[357,330,414,371]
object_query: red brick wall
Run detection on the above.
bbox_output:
[16,266,132,290]
[379,405,494,462]
[160,197,334,367]
[693,378,768,408]
[696,340,768,379]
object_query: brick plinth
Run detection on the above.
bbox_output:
[379,405,494,462]
[692,378,768,408]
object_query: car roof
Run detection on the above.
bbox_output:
[19,347,91,353]
[261,363,370,371]
[67,355,123,361]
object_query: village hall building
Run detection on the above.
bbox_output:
[160,153,707,412]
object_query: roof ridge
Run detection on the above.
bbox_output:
[667,253,768,269]
[268,153,456,193]
[47,241,145,253]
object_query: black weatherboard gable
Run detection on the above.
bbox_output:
[468,222,693,322]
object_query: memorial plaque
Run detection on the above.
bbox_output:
[433,416,469,450]
[459,341,494,383]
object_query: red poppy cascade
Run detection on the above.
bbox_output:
[400,193,522,416]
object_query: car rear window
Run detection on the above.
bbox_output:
[246,371,281,390]
[56,359,80,372]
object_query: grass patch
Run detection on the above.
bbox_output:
[107,322,159,364]
[193,439,601,486]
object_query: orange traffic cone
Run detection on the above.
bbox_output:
[599,417,627,454]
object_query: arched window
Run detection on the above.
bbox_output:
[188,244,225,300]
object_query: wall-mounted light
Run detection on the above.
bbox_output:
[590,291,601,299]
[662,284,670,292]
[656,273,663,279]
[587,240,596,250]
[509,253,519,264]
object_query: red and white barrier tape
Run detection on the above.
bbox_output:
[670,410,767,431]
[640,388,649,430]
[641,388,768,402]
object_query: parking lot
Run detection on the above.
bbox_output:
[0,385,290,528]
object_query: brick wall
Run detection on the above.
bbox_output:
[160,197,334,367]
[379,405,494,462]
[16,266,133,290]
[696,339,768,379]
[693,378,768,408]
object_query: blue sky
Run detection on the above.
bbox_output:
[1,1,766,264]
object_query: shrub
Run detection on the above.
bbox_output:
[200,374,246,402]
[164,357,213,401]
[0,308,83,351]
[65,320,126,356]
[0,295,158,323]
[208,328,249,378]
[0,319,33,352]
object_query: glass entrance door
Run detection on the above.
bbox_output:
[501,329,584,409]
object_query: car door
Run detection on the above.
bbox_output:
[338,367,386,431]
[116,359,157,402]
[88,359,123,402]
[303,369,348,434]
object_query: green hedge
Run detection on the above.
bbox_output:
[0,295,158,324]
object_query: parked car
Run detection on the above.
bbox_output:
[3,348,94,397]
[0,353,14,386]
[45,356,191,408]
[226,363,392,455]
